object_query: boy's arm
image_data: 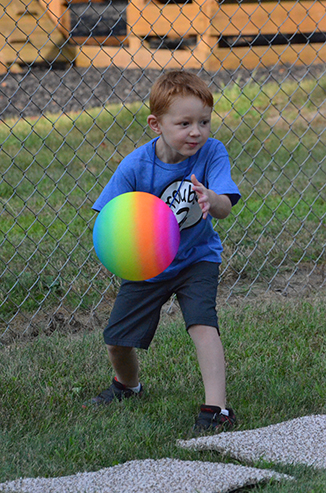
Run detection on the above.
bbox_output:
[191,174,232,220]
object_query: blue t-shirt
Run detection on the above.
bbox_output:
[93,137,241,281]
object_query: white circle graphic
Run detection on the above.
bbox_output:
[160,180,202,231]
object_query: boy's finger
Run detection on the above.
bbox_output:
[191,174,200,186]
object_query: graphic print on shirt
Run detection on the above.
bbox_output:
[160,179,202,231]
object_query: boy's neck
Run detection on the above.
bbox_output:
[155,137,189,165]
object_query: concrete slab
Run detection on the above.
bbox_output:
[178,414,326,469]
[0,458,293,493]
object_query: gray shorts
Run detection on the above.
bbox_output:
[103,261,220,349]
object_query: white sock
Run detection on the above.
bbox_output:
[220,409,229,416]
[127,383,141,393]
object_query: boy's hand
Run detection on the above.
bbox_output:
[191,174,211,219]
[191,174,232,220]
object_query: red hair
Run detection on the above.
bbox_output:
[149,71,214,118]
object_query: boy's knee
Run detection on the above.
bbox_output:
[106,344,133,357]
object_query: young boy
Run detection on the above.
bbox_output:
[85,70,241,434]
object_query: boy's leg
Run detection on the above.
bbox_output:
[189,324,236,433]
[106,345,139,388]
[175,262,236,433]
[175,263,225,407]
[188,324,226,408]
[83,278,172,407]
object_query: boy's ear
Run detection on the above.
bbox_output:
[147,114,162,135]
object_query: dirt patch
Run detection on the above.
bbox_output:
[219,263,326,301]
[0,290,183,345]
[1,264,325,345]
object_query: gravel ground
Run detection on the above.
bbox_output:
[1,62,326,120]
[0,458,293,493]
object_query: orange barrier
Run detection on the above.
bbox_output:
[1,0,326,71]
[0,0,73,71]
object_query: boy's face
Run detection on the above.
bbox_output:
[148,95,212,164]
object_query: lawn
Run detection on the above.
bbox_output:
[0,296,325,491]
[0,72,325,491]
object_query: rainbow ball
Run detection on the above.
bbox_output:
[93,192,180,281]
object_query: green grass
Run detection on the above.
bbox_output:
[0,297,325,491]
[0,75,325,321]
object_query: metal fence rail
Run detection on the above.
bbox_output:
[0,0,325,342]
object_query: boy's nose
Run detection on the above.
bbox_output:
[189,125,201,136]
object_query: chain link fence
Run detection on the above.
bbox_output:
[1,0,325,342]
